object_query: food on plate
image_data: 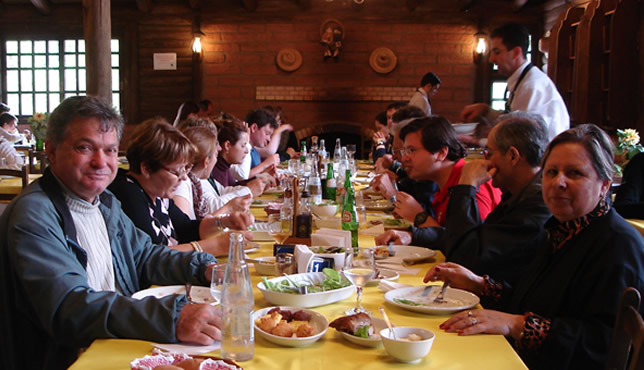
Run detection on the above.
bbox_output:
[373,246,395,258]
[255,307,315,338]
[329,312,375,338]
[368,220,383,226]
[264,202,282,215]
[261,268,351,294]
[130,349,239,370]
[383,218,411,229]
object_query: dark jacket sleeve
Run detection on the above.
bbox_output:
[441,185,550,285]
[168,199,201,243]
[614,152,644,219]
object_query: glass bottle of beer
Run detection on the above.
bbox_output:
[341,169,359,255]
[300,140,307,163]
[323,162,336,200]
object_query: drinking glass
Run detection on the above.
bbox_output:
[346,144,356,160]
[342,249,376,314]
[268,213,292,244]
[210,263,227,303]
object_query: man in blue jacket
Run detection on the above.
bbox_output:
[0,96,222,370]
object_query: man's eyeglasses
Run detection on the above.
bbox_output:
[399,147,419,157]
[161,164,193,178]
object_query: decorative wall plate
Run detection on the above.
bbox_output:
[370,47,397,74]
[276,48,303,72]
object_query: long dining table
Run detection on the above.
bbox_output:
[69,176,528,370]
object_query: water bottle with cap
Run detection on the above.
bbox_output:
[221,232,254,361]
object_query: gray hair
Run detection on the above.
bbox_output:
[493,112,549,167]
[541,124,614,181]
[47,96,123,147]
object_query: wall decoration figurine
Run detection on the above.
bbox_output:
[320,19,344,59]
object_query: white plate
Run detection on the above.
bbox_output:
[257,272,354,308]
[244,241,261,254]
[131,285,217,305]
[263,187,284,194]
[368,268,399,285]
[355,170,372,178]
[451,122,477,135]
[338,317,387,348]
[364,199,394,212]
[372,245,436,262]
[384,286,480,314]
[253,306,329,347]
[250,199,276,208]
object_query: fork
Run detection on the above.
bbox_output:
[433,282,449,303]
[185,283,195,304]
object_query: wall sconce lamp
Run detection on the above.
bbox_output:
[473,31,488,64]
[192,15,205,56]
[192,34,204,54]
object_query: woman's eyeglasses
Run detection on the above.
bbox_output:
[161,164,193,178]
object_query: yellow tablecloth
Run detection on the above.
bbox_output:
[627,218,644,238]
[70,203,527,369]
[0,174,41,196]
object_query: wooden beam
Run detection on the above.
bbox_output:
[83,0,112,104]
[136,0,153,13]
[189,0,204,10]
[30,0,51,15]
[241,0,258,11]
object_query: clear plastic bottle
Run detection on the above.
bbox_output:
[333,138,342,175]
[308,157,322,204]
[221,233,254,362]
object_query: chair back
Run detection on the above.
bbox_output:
[0,165,30,201]
[607,287,644,370]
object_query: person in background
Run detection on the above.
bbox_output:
[211,117,270,197]
[0,96,222,370]
[409,72,441,116]
[0,112,31,145]
[245,108,280,178]
[108,118,252,257]
[173,118,253,220]
[255,105,296,162]
[424,124,644,370]
[614,152,644,219]
[373,101,407,162]
[373,106,426,175]
[172,101,199,126]
[0,135,25,169]
[375,116,502,248]
[197,99,214,118]
[460,22,569,141]
[0,102,9,114]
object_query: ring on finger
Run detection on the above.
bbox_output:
[467,311,473,317]
[470,317,478,326]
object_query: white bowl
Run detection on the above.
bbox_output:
[451,122,477,135]
[253,306,329,347]
[253,256,278,276]
[311,203,338,218]
[380,327,435,363]
[257,272,354,308]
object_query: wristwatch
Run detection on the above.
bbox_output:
[413,211,429,227]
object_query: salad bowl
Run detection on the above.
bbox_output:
[258,270,354,308]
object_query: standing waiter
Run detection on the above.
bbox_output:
[460,23,569,141]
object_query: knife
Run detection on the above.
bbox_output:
[403,255,436,265]
[420,285,433,297]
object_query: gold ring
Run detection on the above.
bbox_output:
[468,311,473,317]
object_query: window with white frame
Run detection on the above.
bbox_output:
[3,39,120,117]
[489,35,532,111]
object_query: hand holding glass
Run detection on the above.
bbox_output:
[343,249,376,314]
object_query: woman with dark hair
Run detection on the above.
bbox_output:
[425,124,644,370]
[257,105,297,162]
[210,117,268,197]
[108,118,253,256]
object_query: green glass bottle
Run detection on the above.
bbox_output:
[341,169,359,255]
[323,162,336,200]
[300,140,307,163]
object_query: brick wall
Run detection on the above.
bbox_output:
[201,21,477,128]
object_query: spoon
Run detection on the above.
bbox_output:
[379,306,397,340]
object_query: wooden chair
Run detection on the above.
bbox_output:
[607,287,644,370]
[28,149,48,174]
[0,165,30,201]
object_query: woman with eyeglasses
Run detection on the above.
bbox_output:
[108,118,253,256]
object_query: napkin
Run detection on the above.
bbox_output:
[311,228,351,249]
[153,342,220,355]
[360,223,384,236]
[376,260,422,275]
[294,244,314,274]
[377,280,411,293]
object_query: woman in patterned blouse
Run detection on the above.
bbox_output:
[423,124,644,369]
